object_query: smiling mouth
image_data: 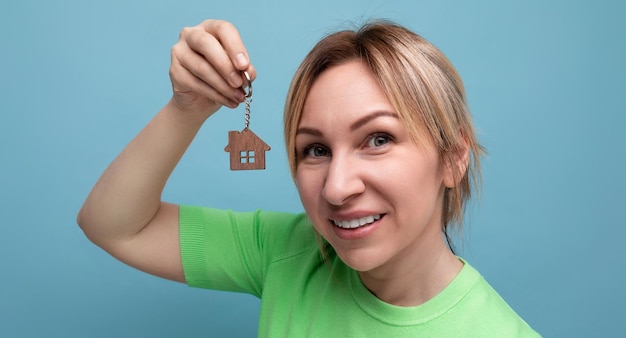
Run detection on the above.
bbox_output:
[332,214,382,229]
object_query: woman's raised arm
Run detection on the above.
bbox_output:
[77,20,254,282]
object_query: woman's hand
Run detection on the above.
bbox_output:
[169,19,256,117]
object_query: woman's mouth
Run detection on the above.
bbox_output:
[332,214,382,229]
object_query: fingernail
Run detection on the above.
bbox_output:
[235,53,248,68]
[234,90,245,102]
[230,71,243,87]
[226,100,238,108]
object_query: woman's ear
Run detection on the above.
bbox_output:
[443,135,470,188]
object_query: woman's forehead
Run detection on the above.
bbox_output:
[300,61,391,116]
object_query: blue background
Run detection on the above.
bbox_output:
[1,0,624,337]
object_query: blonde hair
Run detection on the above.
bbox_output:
[284,21,484,250]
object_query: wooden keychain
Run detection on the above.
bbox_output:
[224,71,271,170]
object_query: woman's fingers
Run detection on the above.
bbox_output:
[169,19,256,113]
[170,50,239,109]
[172,37,244,104]
[199,20,256,81]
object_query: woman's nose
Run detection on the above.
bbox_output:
[321,154,365,206]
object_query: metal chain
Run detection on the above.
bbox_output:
[241,71,253,131]
[243,96,252,130]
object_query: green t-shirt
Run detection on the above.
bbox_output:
[180,205,540,337]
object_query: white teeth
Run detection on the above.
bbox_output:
[333,214,381,229]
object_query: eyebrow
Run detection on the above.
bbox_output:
[295,126,323,136]
[296,110,399,136]
[349,110,399,131]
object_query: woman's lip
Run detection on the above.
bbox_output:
[329,211,385,222]
[331,214,382,229]
[330,214,384,241]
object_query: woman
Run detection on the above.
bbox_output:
[78,19,539,336]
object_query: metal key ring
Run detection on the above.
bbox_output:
[242,71,252,98]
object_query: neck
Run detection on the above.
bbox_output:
[358,234,463,307]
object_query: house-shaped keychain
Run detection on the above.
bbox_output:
[224,129,271,170]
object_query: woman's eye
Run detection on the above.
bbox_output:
[367,134,391,148]
[304,145,330,157]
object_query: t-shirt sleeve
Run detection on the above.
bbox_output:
[179,204,309,298]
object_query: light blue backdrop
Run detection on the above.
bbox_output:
[1,0,624,337]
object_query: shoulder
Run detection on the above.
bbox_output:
[179,205,318,261]
[250,209,319,260]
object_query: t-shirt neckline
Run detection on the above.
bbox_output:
[347,258,481,326]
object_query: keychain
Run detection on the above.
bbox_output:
[224,71,271,170]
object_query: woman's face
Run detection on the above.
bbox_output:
[295,60,449,274]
